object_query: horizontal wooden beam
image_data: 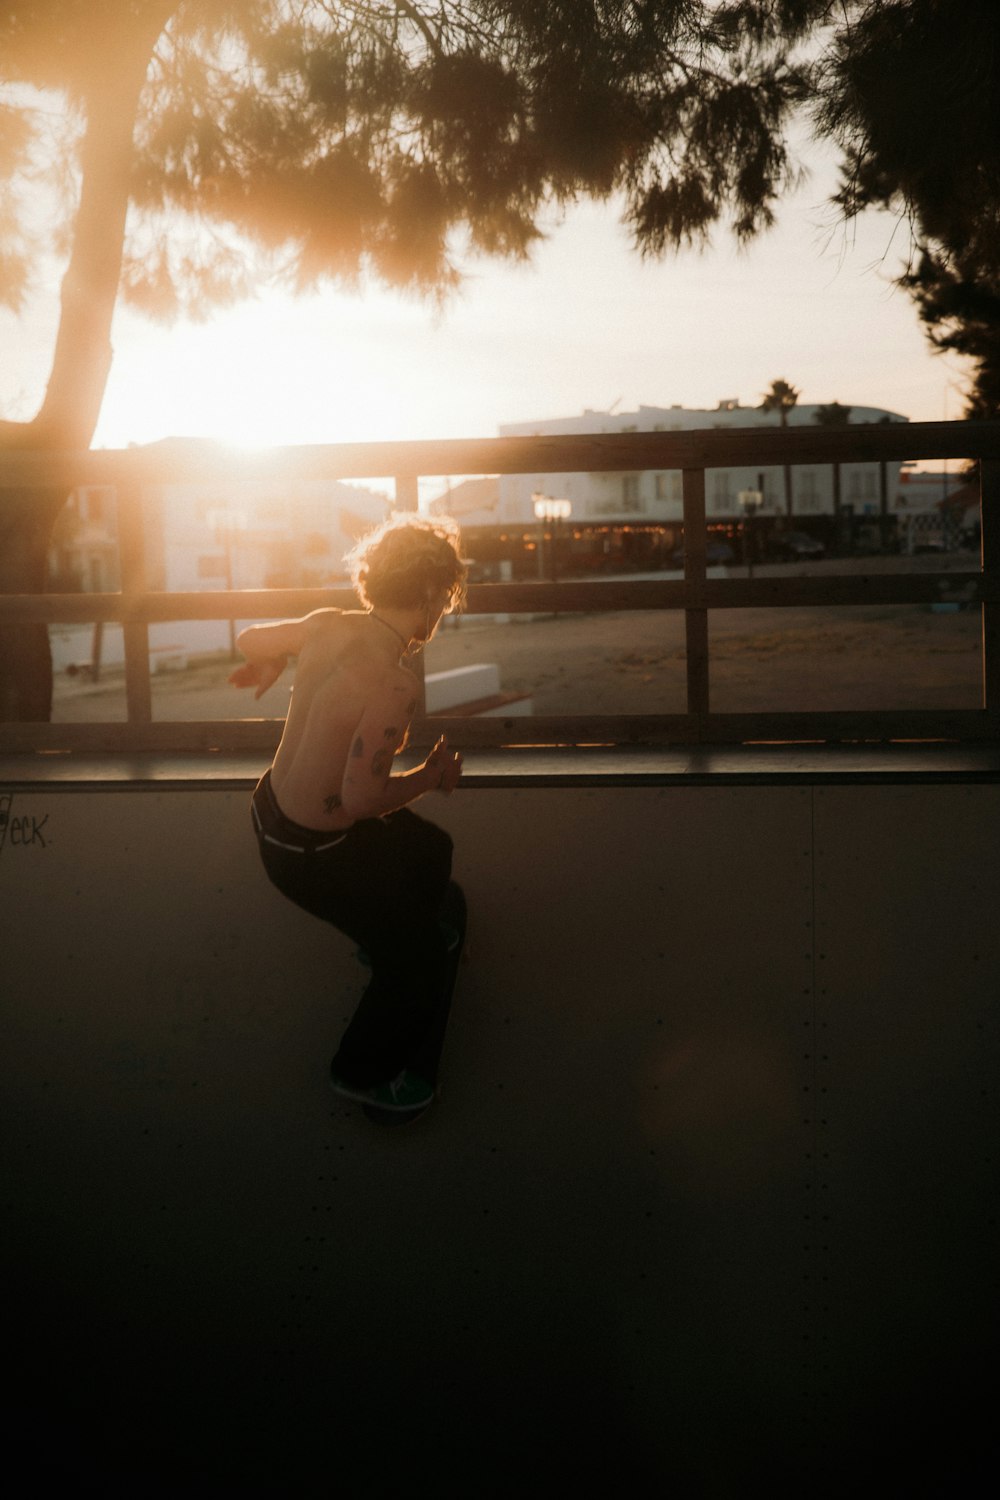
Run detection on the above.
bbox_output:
[0,571,991,624]
[416,710,1000,747]
[4,708,997,756]
[1,420,999,490]
[0,588,357,624]
[0,720,285,754]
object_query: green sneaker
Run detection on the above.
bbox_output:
[330,1067,435,1113]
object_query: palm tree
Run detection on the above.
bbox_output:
[812,402,853,546]
[760,379,800,516]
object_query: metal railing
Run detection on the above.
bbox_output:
[1,419,999,754]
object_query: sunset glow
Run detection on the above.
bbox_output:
[2,146,972,455]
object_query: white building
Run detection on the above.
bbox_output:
[48,484,122,593]
[142,475,387,594]
[497,400,917,526]
[48,446,388,673]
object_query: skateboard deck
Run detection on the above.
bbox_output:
[363,879,467,1127]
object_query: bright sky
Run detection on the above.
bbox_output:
[2,130,972,454]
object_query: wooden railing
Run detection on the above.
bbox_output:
[1,419,999,753]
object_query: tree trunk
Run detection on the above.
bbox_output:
[0,26,161,721]
[0,491,66,719]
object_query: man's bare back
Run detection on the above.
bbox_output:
[270,610,418,829]
[231,607,461,832]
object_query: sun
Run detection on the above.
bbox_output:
[95,285,445,452]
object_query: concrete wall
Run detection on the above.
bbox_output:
[2,778,996,1492]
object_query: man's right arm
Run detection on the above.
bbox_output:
[229,610,336,697]
[235,609,335,663]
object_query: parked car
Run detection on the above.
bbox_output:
[670,539,737,567]
[771,530,825,560]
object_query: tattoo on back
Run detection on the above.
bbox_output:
[323,794,342,814]
[371,747,390,778]
[350,736,364,758]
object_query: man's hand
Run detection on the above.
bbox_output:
[227,656,287,699]
[424,734,463,795]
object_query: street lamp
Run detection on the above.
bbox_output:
[737,488,763,579]
[531,493,572,584]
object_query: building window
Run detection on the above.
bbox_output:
[797,470,818,511]
[710,471,730,513]
[77,486,115,524]
[622,475,642,512]
[654,472,682,503]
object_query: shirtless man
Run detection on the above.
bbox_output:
[230,514,466,1116]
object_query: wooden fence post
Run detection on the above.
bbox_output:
[394,473,419,513]
[682,467,709,719]
[393,471,425,717]
[980,460,1000,722]
[117,482,152,724]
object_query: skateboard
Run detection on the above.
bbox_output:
[362,879,467,1127]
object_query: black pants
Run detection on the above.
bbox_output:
[251,771,453,1087]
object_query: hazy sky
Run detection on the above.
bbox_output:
[2,129,971,452]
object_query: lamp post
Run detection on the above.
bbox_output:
[531,494,572,584]
[737,488,763,579]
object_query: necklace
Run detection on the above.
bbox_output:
[370,612,410,655]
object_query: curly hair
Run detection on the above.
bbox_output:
[347,513,466,613]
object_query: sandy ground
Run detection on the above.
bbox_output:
[51,554,984,722]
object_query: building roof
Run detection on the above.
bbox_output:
[499,400,910,436]
[429,476,500,521]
